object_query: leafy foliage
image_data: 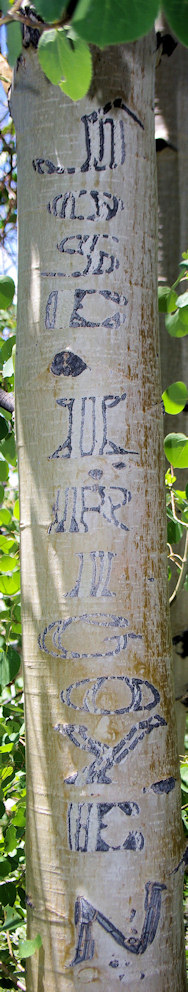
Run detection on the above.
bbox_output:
[72,0,159,46]
[163,0,188,48]
[34,0,68,18]
[159,254,188,607]
[1,0,188,102]
[38,26,92,99]
[0,279,42,989]
[160,254,188,470]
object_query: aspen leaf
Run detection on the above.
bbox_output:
[0,416,8,441]
[72,0,159,46]
[165,310,188,337]
[18,934,42,959]
[34,0,67,18]
[0,555,19,573]
[0,276,15,310]
[0,646,20,687]
[164,433,188,468]
[163,0,188,46]
[38,27,92,99]
[0,570,21,595]
[158,285,177,312]
[176,291,188,309]
[0,458,9,482]
[162,381,188,414]
[6,21,22,67]
[0,881,16,905]
[0,508,12,526]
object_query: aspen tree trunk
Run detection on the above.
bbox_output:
[11,34,186,992]
[155,21,188,753]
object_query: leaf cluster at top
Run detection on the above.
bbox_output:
[1,0,188,102]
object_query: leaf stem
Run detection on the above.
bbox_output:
[169,529,188,604]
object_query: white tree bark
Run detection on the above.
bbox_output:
[11,34,186,992]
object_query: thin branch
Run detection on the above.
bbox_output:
[0,960,25,991]
[170,529,188,604]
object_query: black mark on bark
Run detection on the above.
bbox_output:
[50,350,87,377]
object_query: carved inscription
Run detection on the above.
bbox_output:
[38,614,142,661]
[71,884,166,966]
[55,233,120,277]
[65,552,116,599]
[48,393,137,462]
[33,91,168,967]
[47,189,125,223]
[32,99,144,179]
[49,486,131,534]
[45,288,128,330]
[68,801,144,852]
[56,714,167,786]
[60,676,160,714]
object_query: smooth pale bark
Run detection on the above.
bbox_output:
[11,35,186,992]
[155,20,188,753]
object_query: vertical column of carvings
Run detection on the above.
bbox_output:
[12,36,186,992]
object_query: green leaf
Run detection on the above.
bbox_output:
[167,509,183,544]
[158,285,177,313]
[163,0,188,47]
[0,555,19,573]
[0,416,8,442]
[0,508,12,526]
[0,570,20,596]
[0,277,15,310]
[0,858,11,879]
[181,763,188,788]
[3,355,14,378]
[73,0,159,45]
[0,458,9,482]
[13,499,19,521]
[1,432,16,466]
[181,509,188,524]
[176,291,188,309]
[179,259,188,271]
[186,483,188,499]
[165,309,188,338]
[0,535,17,552]
[0,880,16,906]
[0,646,20,687]
[0,485,4,504]
[164,433,188,468]
[5,824,17,854]
[6,20,22,67]
[0,335,16,367]
[38,27,92,100]
[18,934,42,959]
[34,0,67,19]
[0,911,22,932]
[162,381,188,414]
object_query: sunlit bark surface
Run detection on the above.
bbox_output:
[11,35,186,992]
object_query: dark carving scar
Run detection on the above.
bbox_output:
[151,777,176,794]
[50,350,87,377]
[88,469,103,479]
[103,99,144,130]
